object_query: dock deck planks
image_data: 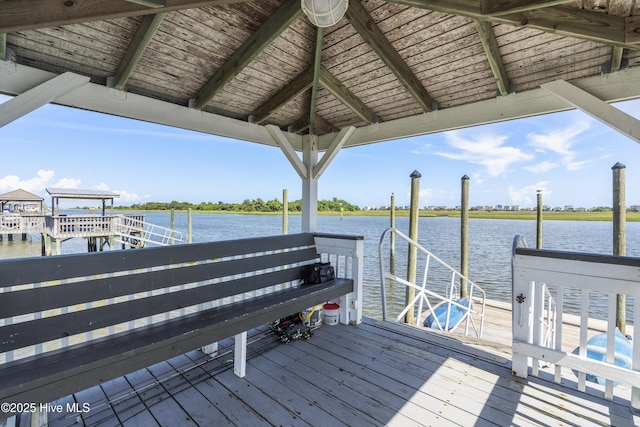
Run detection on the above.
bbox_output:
[23,317,640,427]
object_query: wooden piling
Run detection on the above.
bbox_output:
[405,170,421,325]
[460,175,469,298]
[390,193,395,277]
[282,189,288,235]
[612,162,626,335]
[170,209,175,245]
[536,189,543,249]
[188,208,193,244]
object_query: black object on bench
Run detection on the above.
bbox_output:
[0,232,355,412]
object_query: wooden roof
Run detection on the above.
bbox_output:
[1,1,640,150]
[0,189,43,202]
[46,188,120,200]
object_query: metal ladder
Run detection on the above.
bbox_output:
[378,227,486,338]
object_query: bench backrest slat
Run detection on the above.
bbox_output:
[1,233,316,288]
[0,246,318,319]
[0,233,319,357]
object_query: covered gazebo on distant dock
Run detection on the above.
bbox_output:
[0,188,43,214]
[0,188,44,241]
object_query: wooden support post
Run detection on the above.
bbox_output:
[170,209,175,244]
[282,189,288,235]
[460,175,469,298]
[612,162,626,335]
[188,208,192,243]
[390,193,395,277]
[405,170,421,325]
[536,189,543,249]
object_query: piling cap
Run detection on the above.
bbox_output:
[612,162,626,170]
[461,174,469,180]
[410,170,422,178]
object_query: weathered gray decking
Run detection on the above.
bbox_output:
[19,318,640,427]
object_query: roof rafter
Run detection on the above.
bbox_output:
[252,66,314,124]
[124,0,166,7]
[309,27,324,135]
[480,0,574,16]
[109,13,166,91]
[386,0,640,49]
[190,0,302,110]
[474,20,511,96]
[0,0,246,33]
[318,66,377,124]
[345,0,435,112]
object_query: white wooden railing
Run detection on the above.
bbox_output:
[511,235,640,411]
[315,233,364,325]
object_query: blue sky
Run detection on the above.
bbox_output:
[1,94,640,209]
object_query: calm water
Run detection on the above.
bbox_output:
[2,212,638,320]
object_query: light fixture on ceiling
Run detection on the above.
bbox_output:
[301,0,348,28]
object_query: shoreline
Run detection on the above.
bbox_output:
[110,208,640,222]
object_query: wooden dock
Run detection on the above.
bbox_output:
[15,317,640,427]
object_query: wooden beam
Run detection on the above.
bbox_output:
[386,0,640,49]
[190,0,302,110]
[345,0,435,112]
[318,66,376,124]
[0,71,90,128]
[252,66,314,124]
[110,13,166,91]
[318,67,640,148]
[541,79,640,144]
[309,27,324,135]
[480,0,574,16]
[0,0,247,33]
[313,126,355,179]
[474,20,510,96]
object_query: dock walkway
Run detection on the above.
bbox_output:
[18,317,640,427]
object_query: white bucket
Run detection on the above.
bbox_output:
[323,302,340,326]
[300,305,323,327]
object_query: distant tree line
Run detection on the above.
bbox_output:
[120,197,360,213]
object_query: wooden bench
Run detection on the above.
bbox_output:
[0,232,362,417]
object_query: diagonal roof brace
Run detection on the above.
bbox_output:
[541,79,640,144]
[313,126,356,179]
[0,71,90,128]
[266,125,307,179]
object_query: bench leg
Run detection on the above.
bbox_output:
[234,331,247,378]
[201,342,218,357]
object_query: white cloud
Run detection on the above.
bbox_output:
[53,178,82,189]
[508,181,551,206]
[94,183,143,204]
[527,121,591,170]
[0,169,56,194]
[525,160,558,174]
[437,131,533,177]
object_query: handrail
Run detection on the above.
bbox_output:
[378,227,486,338]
